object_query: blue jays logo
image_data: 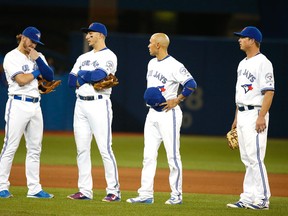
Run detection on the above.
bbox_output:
[158,85,166,92]
[241,84,253,93]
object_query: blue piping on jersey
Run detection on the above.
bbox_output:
[256,131,268,202]
[105,100,120,192]
[261,87,274,92]
[157,55,170,62]
[172,109,181,195]
[99,47,108,52]
[0,99,13,162]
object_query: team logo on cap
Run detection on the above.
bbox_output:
[241,84,253,93]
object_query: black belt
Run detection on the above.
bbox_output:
[238,105,255,112]
[78,95,103,101]
[13,95,39,103]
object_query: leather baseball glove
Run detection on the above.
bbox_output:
[93,73,119,91]
[37,75,61,94]
[226,128,239,150]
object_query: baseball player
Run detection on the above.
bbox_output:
[126,33,197,204]
[67,22,121,201]
[0,26,54,198]
[227,26,274,210]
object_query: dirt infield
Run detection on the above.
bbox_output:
[10,164,288,197]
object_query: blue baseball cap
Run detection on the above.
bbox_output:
[81,22,107,37]
[234,26,262,43]
[144,87,166,112]
[22,27,44,45]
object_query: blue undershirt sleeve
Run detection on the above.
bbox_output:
[35,57,54,81]
[68,73,78,88]
[83,69,107,82]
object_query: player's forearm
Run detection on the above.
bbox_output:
[15,73,36,86]
[259,90,274,117]
[176,94,186,104]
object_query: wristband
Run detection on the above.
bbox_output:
[32,70,41,78]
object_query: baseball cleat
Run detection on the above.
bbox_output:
[226,201,247,209]
[165,197,182,205]
[27,190,54,199]
[0,190,13,198]
[246,202,269,210]
[126,196,154,204]
[102,193,121,202]
[67,192,91,200]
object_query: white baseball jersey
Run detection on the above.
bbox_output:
[138,55,194,201]
[235,53,275,106]
[4,48,48,98]
[70,48,117,97]
[0,48,47,195]
[235,53,274,205]
[70,47,120,199]
[147,55,193,100]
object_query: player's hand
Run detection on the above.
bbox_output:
[160,98,180,112]
[28,48,40,60]
[255,116,266,133]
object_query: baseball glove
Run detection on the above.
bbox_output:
[37,75,61,94]
[226,128,239,150]
[93,73,119,91]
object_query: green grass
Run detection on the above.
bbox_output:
[7,134,288,173]
[0,187,287,216]
[0,133,287,216]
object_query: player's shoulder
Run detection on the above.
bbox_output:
[256,53,273,65]
[5,48,18,57]
[168,55,183,64]
[3,48,20,64]
[103,48,117,57]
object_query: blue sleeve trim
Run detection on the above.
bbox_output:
[182,79,197,97]
[261,87,275,92]
[11,71,24,81]
[35,57,54,81]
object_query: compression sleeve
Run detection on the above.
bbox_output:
[83,69,107,82]
[182,79,197,97]
[68,73,77,88]
[35,57,54,81]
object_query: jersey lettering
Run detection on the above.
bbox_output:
[22,64,29,72]
[81,60,90,67]
[147,70,153,77]
[152,71,167,84]
[239,69,256,82]
[92,60,99,68]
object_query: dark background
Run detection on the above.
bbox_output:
[0,0,287,137]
